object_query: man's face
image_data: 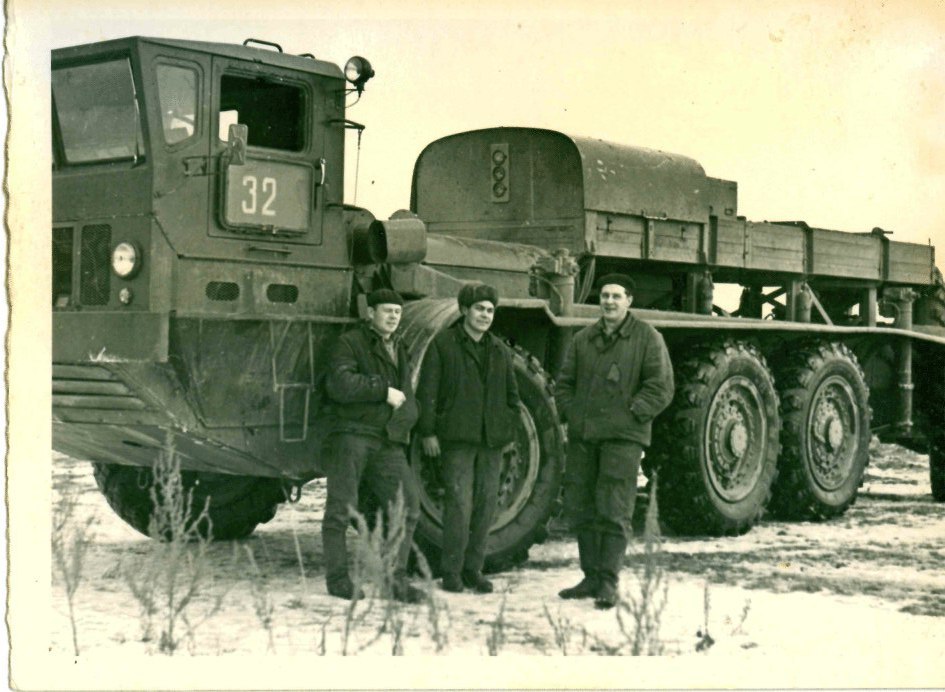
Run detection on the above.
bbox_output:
[461,300,496,335]
[368,303,402,336]
[599,283,632,323]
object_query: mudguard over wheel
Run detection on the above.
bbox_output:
[649,340,781,535]
[92,463,286,540]
[410,345,566,573]
[769,342,871,519]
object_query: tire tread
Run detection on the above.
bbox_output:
[92,462,286,540]
[769,341,871,520]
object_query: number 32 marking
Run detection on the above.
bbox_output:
[241,175,277,217]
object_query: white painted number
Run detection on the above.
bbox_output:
[240,175,277,217]
[241,175,256,214]
[261,177,277,217]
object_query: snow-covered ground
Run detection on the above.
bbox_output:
[36,442,945,687]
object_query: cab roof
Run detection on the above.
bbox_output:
[52,36,345,80]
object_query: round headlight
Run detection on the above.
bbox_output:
[344,56,375,92]
[111,242,140,278]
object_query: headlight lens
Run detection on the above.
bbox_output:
[111,242,140,278]
[344,56,375,89]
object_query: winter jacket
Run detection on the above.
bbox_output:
[324,322,419,444]
[554,312,674,446]
[417,323,521,448]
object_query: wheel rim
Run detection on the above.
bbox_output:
[704,375,768,502]
[415,401,541,533]
[806,374,860,491]
[493,401,541,530]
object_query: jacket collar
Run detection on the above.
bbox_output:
[361,323,403,366]
[593,312,634,341]
[452,320,494,347]
[363,321,401,346]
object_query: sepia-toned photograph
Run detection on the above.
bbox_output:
[6,0,945,688]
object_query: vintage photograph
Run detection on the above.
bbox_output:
[6,0,945,687]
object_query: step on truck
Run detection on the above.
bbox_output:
[52,36,945,569]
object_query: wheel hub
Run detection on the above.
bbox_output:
[729,423,748,458]
[705,375,768,503]
[826,417,844,450]
[807,375,860,490]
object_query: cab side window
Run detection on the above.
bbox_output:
[156,64,198,145]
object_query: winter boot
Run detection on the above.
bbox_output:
[558,530,601,599]
[326,576,364,601]
[594,533,627,609]
[594,580,618,609]
[461,571,494,594]
[441,573,465,593]
[324,528,362,599]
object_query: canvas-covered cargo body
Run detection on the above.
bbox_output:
[412,127,934,291]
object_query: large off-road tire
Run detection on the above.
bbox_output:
[410,345,566,573]
[649,340,781,535]
[92,463,286,540]
[768,342,871,519]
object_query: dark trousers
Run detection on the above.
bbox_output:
[321,433,421,587]
[564,438,643,540]
[440,442,503,577]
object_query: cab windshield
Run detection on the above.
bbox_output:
[52,58,145,165]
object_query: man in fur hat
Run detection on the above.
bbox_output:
[417,282,521,593]
[554,274,674,608]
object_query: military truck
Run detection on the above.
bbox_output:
[52,36,945,570]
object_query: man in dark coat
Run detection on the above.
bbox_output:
[554,274,674,608]
[417,282,521,593]
[322,288,423,603]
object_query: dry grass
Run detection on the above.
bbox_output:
[243,545,276,652]
[616,478,670,656]
[122,434,225,654]
[51,489,96,656]
[414,550,451,653]
[695,581,715,652]
[51,454,770,657]
[485,587,510,655]
[543,604,587,655]
[341,489,422,655]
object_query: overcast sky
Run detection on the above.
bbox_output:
[23,0,945,252]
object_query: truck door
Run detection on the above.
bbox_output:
[208,56,325,245]
[139,43,212,240]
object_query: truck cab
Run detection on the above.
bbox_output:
[52,37,358,364]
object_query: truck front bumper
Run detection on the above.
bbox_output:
[53,311,169,362]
